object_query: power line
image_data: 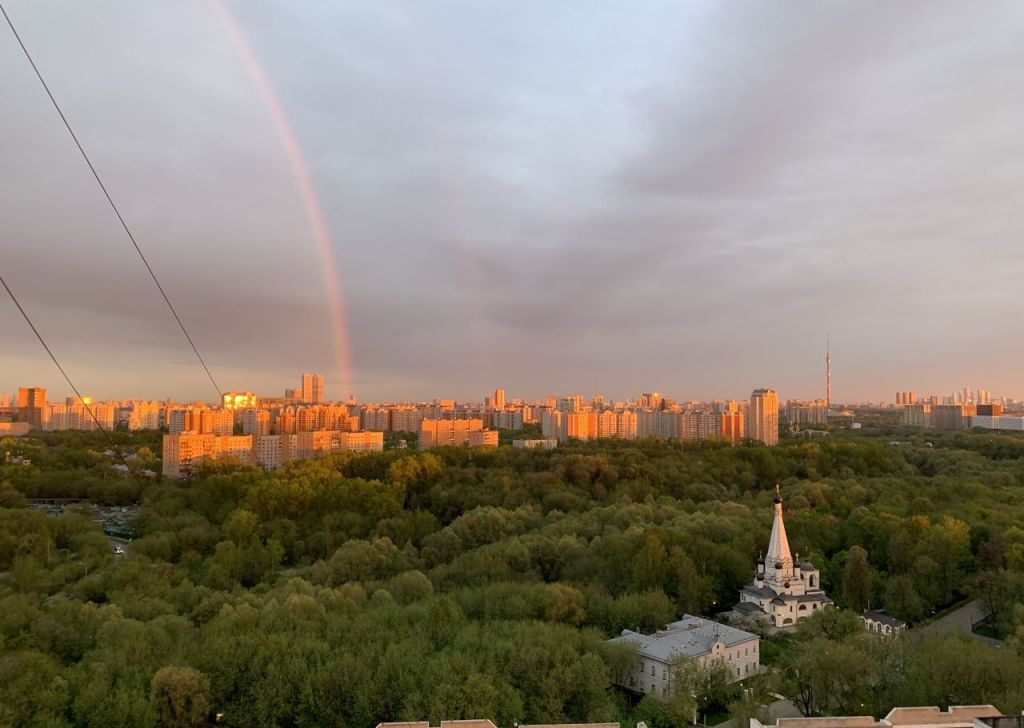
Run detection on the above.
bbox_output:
[1,2,223,400]
[1,274,145,485]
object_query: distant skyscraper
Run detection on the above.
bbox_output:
[748,388,779,446]
[17,387,46,429]
[300,373,325,403]
[494,388,506,410]
[557,395,582,413]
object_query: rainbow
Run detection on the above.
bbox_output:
[211,0,352,397]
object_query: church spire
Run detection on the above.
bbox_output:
[765,485,793,579]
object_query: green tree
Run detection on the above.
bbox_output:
[841,545,874,611]
[150,666,211,728]
[542,583,586,626]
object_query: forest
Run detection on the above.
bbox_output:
[2,426,1024,727]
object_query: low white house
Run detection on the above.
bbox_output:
[607,615,760,698]
[861,610,906,636]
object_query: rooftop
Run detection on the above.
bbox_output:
[754,706,1003,728]
[862,610,906,629]
[608,614,758,662]
[377,722,620,728]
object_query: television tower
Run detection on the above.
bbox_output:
[825,334,831,411]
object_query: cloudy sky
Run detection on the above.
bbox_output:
[2,1,1022,404]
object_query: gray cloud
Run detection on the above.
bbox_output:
[2,0,1023,403]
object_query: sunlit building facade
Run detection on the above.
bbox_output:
[748,388,779,445]
[162,433,254,478]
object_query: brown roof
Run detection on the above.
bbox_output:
[440,721,498,728]
[885,707,1003,726]
[777,717,882,728]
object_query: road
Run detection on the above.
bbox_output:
[919,599,1003,648]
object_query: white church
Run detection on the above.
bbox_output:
[730,486,832,630]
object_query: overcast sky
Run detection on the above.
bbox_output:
[2,1,1023,404]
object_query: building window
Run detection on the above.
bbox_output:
[650,665,655,676]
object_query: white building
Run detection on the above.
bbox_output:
[732,486,832,629]
[608,615,760,698]
[861,610,906,636]
[970,414,1024,431]
[512,438,558,449]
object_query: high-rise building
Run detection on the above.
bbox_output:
[418,418,487,449]
[556,395,582,413]
[617,411,638,439]
[361,407,391,431]
[895,392,918,406]
[637,392,665,410]
[932,404,975,430]
[130,401,162,430]
[65,396,94,430]
[162,433,253,478]
[300,373,325,404]
[597,410,618,439]
[748,389,779,446]
[242,408,271,437]
[468,430,499,447]
[492,410,524,430]
[222,392,257,409]
[902,404,932,427]
[43,403,68,431]
[296,430,383,456]
[785,400,828,427]
[17,387,46,429]
[493,388,506,410]
[679,411,719,441]
[719,411,745,445]
[564,412,598,441]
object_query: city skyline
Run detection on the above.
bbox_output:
[3,1,1024,402]
[3,376,1017,409]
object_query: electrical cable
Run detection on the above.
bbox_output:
[1,1,223,401]
[1,274,146,485]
